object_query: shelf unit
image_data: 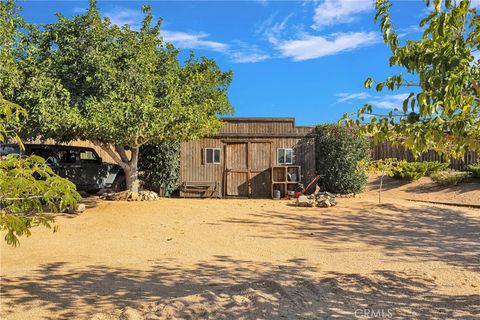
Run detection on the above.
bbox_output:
[271,165,301,199]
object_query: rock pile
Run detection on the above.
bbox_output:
[101,191,159,201]
[296,191,337,208]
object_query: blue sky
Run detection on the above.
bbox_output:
[18,0,468,125]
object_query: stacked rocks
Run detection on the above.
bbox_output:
[295,191,337,208]
[101,190,160,201]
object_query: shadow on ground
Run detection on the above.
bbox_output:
[221,202,480,272]
[1,257,479,319]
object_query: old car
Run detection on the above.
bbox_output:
[0,144,126,193]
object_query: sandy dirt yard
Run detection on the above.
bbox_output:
[1,189,479,319]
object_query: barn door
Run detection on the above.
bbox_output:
[225,141,272,198]
[225,142,249,197]
[249,142,272,198]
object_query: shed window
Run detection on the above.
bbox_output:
[277,148,293,165]
[205,148,221,164]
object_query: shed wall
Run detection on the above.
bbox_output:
[180,135,316,198]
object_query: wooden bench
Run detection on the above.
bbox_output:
[180,181,219,198]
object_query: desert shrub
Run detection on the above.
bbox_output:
[430,170,470,186]
[314,124,370,194]
[139,142,180,195]
[391,161,450,181]
[391,162,427,181]
[423,161,450,175]
[467,163,480,178]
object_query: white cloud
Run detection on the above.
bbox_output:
[255,0,268,7]
[313,0,374,29]
[336,92,371,103]
[104,7,144,30]
[397,25,422,38]
[262,13,294,45]
[228,41,270,63]
[162,31,228,52]
[372,93,411,109]
[336,92,412,110]
[276,31,379,61]
[72,7,87,14]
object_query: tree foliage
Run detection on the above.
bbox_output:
[341,0,480,158]
[13,0,233,191]
[1,0,80,246]
[315,124,370,194]
[0,155,80,246]
[139,142,180,194]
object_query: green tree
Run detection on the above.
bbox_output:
[18,0,233,191]
[341,0,480,158]
[315,124,370,194]
[1,0,80,246]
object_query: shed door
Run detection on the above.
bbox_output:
[225,141,272,198]
[225,142,249,196]
[250,142,272,198]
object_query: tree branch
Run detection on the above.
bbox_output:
[92,141,129,171]
[114,145,130,163]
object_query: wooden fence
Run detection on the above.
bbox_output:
[371,141,478,170]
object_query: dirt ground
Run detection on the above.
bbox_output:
[366,174,480,206]
[1,184,479,319]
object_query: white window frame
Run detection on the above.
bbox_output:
[205,147,221,164]
[277,148,293,165]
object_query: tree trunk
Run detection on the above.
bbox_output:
[125,147,140,192]
[94,142,141,192]
[379,173,384,204]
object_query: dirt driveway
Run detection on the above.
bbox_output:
[1,194,479,319]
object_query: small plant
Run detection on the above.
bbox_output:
[467,163,480,178]
[391,161,450,181]
[391,162,427,181]
[430,170,470,186]
[358,158,401,203]
[423,161,450,176]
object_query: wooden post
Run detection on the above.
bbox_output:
[247,141,252,198]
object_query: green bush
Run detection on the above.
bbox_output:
[392,161,450,181]
[423,161,450,175]
[392,162,427,181]
[467,163,480,178]
[139,142,180,195]
[314,124,370,194]
[430,170,470,186]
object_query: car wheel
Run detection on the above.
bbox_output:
[111,175,127,192]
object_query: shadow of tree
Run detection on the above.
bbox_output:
[221,202,480,272]
[1,257,479,319]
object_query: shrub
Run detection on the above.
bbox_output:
[314,124,370,194]
[139,142,180,195]
[391,161,450,181]
[392,162,427,181]
[423,161,450,175]
[430,170,470,186]
[467,163,480,178]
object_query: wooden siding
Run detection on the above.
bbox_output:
[180,118,316,198]
[180,138,224,197]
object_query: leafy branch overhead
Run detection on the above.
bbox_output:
[341,0,480,158]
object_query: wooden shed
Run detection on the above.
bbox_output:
[180,117,316,198]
